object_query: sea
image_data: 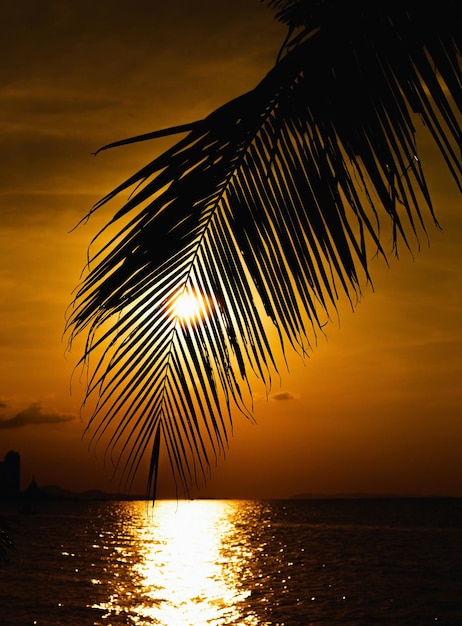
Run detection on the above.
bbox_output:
[0,498,461,626]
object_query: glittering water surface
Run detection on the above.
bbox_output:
[1,498,461,625]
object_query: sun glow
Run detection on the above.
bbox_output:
[172,288,214,325]
[174,292,202,321]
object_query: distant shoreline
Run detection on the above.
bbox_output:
[2,483,460,505]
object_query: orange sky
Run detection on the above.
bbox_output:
[1,1,461,498]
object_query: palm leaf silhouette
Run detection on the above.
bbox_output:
[66,0,461,499]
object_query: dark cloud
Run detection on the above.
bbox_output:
[271,391,296,401]
[0,402,74,429]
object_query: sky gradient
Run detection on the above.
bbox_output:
[1,1,461,498]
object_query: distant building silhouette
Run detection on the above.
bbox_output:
[0,451,20,499]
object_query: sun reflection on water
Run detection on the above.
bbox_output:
[135,500,251,624]
[93,499,260,625]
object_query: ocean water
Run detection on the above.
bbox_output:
[0,498,461,625]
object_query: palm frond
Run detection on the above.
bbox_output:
[66,0,461,499]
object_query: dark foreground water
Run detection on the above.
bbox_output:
[0,498,461,625]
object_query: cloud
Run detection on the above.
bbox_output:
[0,402,74,429]
[271,391,296,401]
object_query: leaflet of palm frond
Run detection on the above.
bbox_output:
[68,2,461,498]
[266,1,460,183]
[79,288,231,493]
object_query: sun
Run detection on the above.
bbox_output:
[173,290,205,324]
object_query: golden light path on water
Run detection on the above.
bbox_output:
[93,500,261,625]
